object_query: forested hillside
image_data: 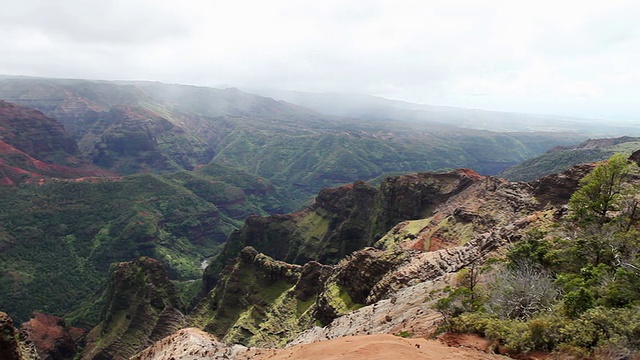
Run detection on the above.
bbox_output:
[0,77,586,205]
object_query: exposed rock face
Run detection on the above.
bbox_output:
[374,169,482,237]
[629,149,640,166]
[0,100,111,185]
[131,328,247,360]
[194,165,593,346]
[314,247,407,325]
[81,106,214,174]
[20,312,79,360]
[0,312,38,360]
[290,276,454,345]
[82,257,186,360]
[529,163,596,206]
[0,100,78,160]
[0,311,22,360]
[203,169,483,293]
[192,247,324,347]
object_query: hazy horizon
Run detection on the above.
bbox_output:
[1,0,639,121]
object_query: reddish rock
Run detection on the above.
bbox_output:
[21,312,78,360]
[529,163,596,207]
[0,100,113,185]
[205,169,483,294]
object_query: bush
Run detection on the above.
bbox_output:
[487,262,560,320]
[447,307,640,355]
[564,288,595,318]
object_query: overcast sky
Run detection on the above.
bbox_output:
[1,0,639,120]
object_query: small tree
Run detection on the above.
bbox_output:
[569,153,636,225]
[568,153,639,267]
[435,260,484,320]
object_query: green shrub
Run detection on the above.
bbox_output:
[563,288,595,318]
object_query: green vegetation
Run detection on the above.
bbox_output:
[192,248,314,347]
[395,330,415,338]
[569,153,636,224]
[82,257,186,359]
[438,154,640,357]
[0,77,586,208]
[499,137,640,181]
[212,124,582,206]
[0,163,286,324]
[324,282,364,315]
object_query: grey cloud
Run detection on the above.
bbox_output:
[0,0,638,121]
[0,0,188,45]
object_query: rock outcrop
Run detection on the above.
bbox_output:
[21,312,81,360]
[530,163,597,206]
[290,275,454,345]
[629,149,640,166]
[131,328,247,360]
[314,247,407,325]
[0,311,23,360]
[192,247,326,347]
[82,257,186,360]
[0,100,111,185]
[0,312,38,360]
[203,169,483,293]
[191,164,596,348]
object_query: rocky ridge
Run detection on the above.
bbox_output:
[203,169,481,293]
[130,328,248,360]
[185,165,589,352]
[0,312,38,360]
[20,312,83,360]
[14,162,595,359]
[0,100,111,185]
[81,257,187,360]
[499,135,639,182]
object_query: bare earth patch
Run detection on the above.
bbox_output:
[241,334,509,360]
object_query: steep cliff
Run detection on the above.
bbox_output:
[192,247,327,347]
[0,100,110,185]
[77,106,214,174]
[82,257,186,360]
[203,169,482,293]
[20,312,83,360]
[191,165,593,348]
[0,312,38,360]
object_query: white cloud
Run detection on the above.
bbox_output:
[0,0,638,119]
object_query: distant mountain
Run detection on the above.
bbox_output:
[249,89,640,135]
[0,100,110,185]
[0,75,596,327]
[0,76,587,206]
[499,136,640,181]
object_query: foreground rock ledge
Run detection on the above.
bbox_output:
[133,330,509,360]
